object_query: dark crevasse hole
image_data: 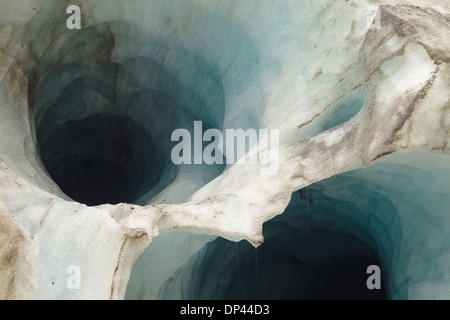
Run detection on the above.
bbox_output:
[29,22,227,206]
[160,227,386,300]
[159,178,390,300]
[189,232,384,300]
[40,114,161,206]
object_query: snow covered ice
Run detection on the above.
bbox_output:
[0,0,449,300]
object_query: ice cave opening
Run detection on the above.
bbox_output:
[157,204,387,300]
[36,113,161,206]
[29,21,231,206]
[151,174,390,300]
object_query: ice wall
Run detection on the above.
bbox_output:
[0,0,448,299]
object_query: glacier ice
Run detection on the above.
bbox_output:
[0,0,448,300]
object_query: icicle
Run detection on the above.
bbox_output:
[255,246,258,299]
[235,241,239,298]
[306,186,312,295]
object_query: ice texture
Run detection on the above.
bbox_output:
[0,0,448,299]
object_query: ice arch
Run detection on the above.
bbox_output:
[0,0,448,300]
[151,150,449,300]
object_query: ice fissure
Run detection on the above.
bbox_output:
[0,0,448,300]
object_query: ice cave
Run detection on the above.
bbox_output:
[0,0,448,300]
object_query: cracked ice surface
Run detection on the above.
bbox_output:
[0,0,448,299]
